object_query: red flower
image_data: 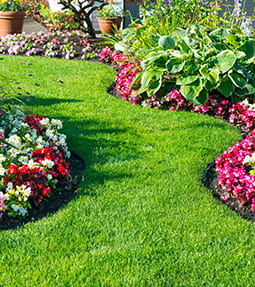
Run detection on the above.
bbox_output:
[42,187,51,197]
[8,164,18,175]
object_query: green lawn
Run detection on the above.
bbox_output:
[0,56,254,286]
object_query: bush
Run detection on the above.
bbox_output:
[131,25,255,105]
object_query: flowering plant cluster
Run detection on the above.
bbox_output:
[100,47,255,137]
[228,101,255,135]
[0,31,98,60]
[0,106,71,219]
[0,0,27,11]
[99,47,142,103]
[96,0,125,18]
[216,132,255,210]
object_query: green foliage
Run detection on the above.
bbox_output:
[133,25,255,105]
[0,0,27,11]
[113,0,254,60]
[37,4,79,31]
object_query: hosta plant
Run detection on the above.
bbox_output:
[0,106,71,219]
[132,24,255,105]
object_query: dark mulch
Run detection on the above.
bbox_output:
[202,162,255,222]
[0,152,85,230]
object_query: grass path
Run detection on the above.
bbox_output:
[0,56,254,286]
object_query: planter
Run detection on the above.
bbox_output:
[0,11,26,37]
[96,17,122,35]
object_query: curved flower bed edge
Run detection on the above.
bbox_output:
[99,47,255,217]
[0,105,83,226]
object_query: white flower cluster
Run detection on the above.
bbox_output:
[0,108,70,170]
[243,153,255,165]
[242,99,255,111]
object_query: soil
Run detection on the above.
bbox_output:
[202,162,255,222]
[0,152,85,230]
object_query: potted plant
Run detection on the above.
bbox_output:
[96,0,124,35]
[0,0,27,36]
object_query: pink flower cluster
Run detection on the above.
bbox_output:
[99,47,142,103]
[216,132,255,210]
[229,102,255,134]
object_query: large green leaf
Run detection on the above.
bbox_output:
[183,60,199,74]
[195,89,209,105]
[138,71,163,96]
[215,50,236,73]
[244,79,255,94]
[176,75,198,86]
[240,40,255,61]
[166,58,185,73]
[180,79,203,103]
[158,36,175,50]
[217,76,234,98]
[202,68,220,91]
[228,72,247,88]
[235,87,249,97]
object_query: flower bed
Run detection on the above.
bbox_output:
[0,31,103,60]
[0,106,72,221]
[100,47,255,216]
[100,47,255,136]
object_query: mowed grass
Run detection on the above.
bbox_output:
[0,56,254,286]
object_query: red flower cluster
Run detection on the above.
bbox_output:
[23,114,44,135]
[32,146,70,178]
[4,145,70,204]
[4,164,50,203]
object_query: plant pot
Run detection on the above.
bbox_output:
[0,11,26,37]
[96,17,122,35]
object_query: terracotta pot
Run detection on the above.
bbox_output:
[96,17,122,35]
[0,11,26,37]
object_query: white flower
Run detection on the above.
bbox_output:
[7,135,21,147]
[40,118,50,126]
[11,204,19,212]
[47,174,53,180]
[21,122,29,129]
[11,204,28,216]
[0,164,6,176]
[42,159,54,168]
[24,133,32,140]
[51,119,63,129]
[18,156,29,164]
[28,159,39,169]
[0,154,6,162]
[46,128,54,138]
[7,182,13,191]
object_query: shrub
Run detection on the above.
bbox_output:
[131,25,255,105]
